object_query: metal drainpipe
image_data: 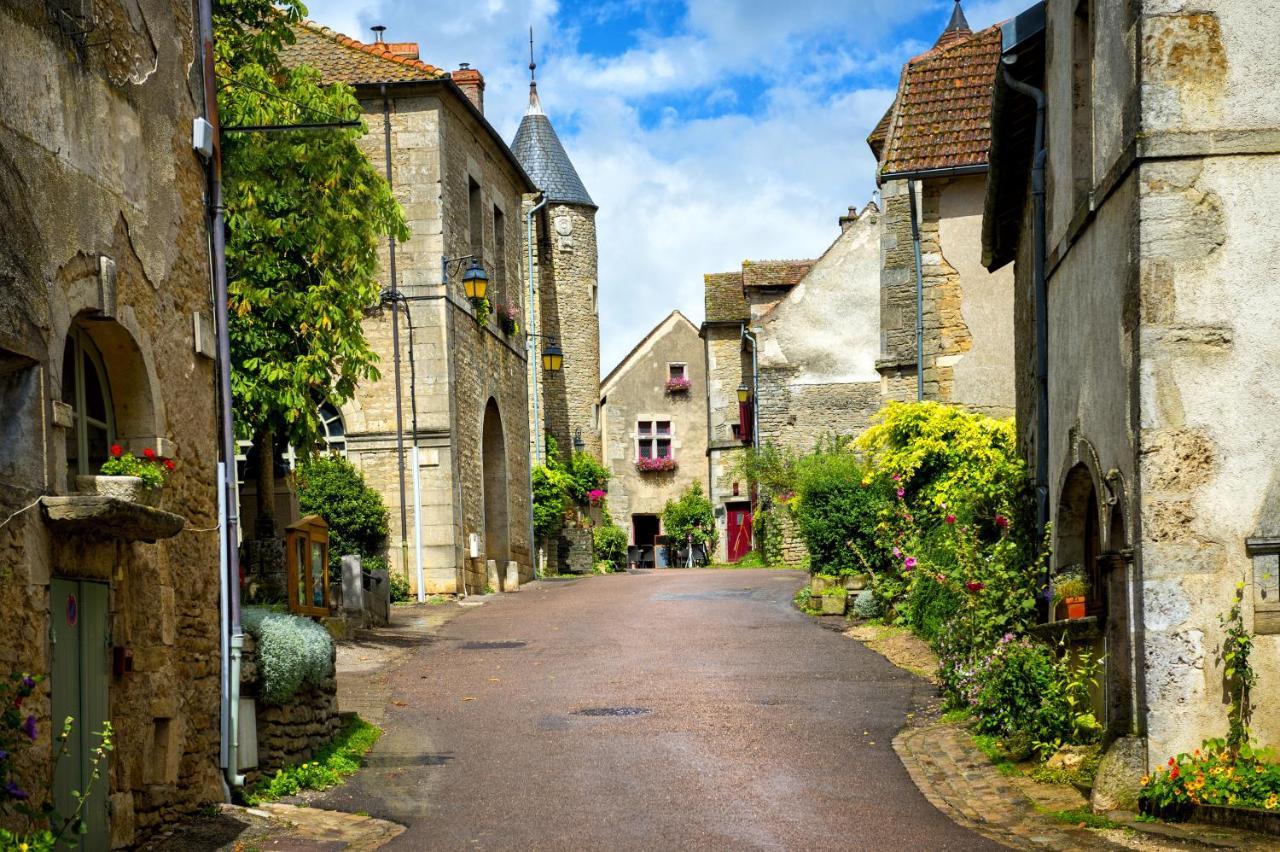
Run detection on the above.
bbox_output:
[525,194,547,576]
[703,329,714,531]
[401,301,425,602]
[742,326,759,448]
[196,0,244,789]
[1002,65,1050,602]
[907,179,925,402]
[381,86,410,589]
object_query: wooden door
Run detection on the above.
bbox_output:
[726,502,753,563]
[50,579,110,851]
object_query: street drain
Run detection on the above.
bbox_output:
[573,707,651,718]
[460,641,526,650]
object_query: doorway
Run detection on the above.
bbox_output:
[633,514,659,567]
[726,502,753,563]
[481,399,509,569]
[50,578,110,851]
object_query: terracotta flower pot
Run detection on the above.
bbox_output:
[1064,596,1087,620]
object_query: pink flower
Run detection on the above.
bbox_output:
[935,573,947,584]
[945,514,956,525]
[588,489,606,504]
[903,556,917,570]
[891,473,901,482]
[892,546,902,559]
[896,488,905,499]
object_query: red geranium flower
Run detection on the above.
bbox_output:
[994,514,1009,529]
[164,459,175,471]
[143,448,156,459]
[945,514,956,525]
[110,444,123,457]
[965,581,984,593]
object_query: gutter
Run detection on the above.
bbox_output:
[196,0,244,790]
[525,192,547,575]
[879,163,988,183]
[907,179,925,402]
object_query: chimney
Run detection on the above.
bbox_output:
[839,205,858,232]
[451,63,485,114]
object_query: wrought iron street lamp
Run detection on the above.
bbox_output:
[573,429,585,454]
[441,254,489,300]
[541,338,563,373]
[736,383,751,403]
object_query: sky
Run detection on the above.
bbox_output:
[302,0,1029,376]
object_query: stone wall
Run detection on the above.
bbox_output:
[601,314,707,535]
[877,176,1014,416]
[537,203,602,461]
[239,636,341,787]
[0,3,223,846]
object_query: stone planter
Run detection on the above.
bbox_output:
[811,575,837,596]
[843,573,870,591]
[75,474,159,507]
[820,591,847,616]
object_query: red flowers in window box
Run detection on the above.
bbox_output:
[635,456,677,473]
[665,376,691,393]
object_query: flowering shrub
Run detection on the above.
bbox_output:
[665,376,691,393]
[1141,740,1280,813]
[588,489,606,505]
[98,444,173,488]
[496,300,520,335]
[242,607,334,704]
[635,456,677,473]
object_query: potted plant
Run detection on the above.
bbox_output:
[1053,569,1088,621]
[77,444,173,506]
[811,573,838,596]
[665,375,691,394]
[820,587,848,616]
[496,300,520,336]
[842,572,871,591]
[635,456,677,473]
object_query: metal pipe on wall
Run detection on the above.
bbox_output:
[196,0,244,789]
[525,194,547,578]
[907,178,925,402]
[381,86,411,589]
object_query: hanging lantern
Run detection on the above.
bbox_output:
[542,339,564,372]
[462,259,489,300]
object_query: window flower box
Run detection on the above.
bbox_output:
[75,474,160,507]
[635,456,677,473]
[665,376,691,393]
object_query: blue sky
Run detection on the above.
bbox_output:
[302,0,1028,373]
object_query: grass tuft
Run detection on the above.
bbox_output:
[242,716,381,805]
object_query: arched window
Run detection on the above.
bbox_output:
[318,402,346,455]
[61,328,114,489]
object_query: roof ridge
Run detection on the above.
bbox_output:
[905,21,1001,66]
[294,18,444,77]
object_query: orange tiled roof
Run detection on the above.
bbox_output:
[278,19,444,85]
[741,259,814,288]
[877,23,1001,176]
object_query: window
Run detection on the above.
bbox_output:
[637,420,672,459]
[468,176,483,263]
[234,402,345,485]
[668,363,686,380]
[493,205,507,299]
[61,328,114,488]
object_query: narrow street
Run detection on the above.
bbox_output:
[316,570,1000,851]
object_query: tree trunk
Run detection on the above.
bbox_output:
[253,426,276,539]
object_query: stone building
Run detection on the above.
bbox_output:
[984,0,1280,784]
[700,204,884,564]
[869,2,1015,416]
[599,312,706,558]
[513,72,603,466]
[0,2,223,845]
[280,22,538,594]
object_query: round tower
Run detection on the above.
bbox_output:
[512,54,602,463]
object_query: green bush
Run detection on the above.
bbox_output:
[905,571,961,641]
[792,444,888,576]
[242,607,334,704]
[662,482,717,555]
[852,589,879,619]
[295,455,389,575]
[532,463,572,542]
[593,523,627,568]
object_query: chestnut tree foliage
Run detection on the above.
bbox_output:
[214,1,407,531]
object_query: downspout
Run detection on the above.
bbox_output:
[197,0,244,789]
[1002,65,1050,606]
[404,304,425,602]
[525,194,547,576]
[381,85,411,590]
[742,326,759,448]
[702,329,714,527]
[907,179,925,402]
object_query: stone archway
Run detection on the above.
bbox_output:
[481,398,509,569]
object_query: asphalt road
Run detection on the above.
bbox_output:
[315,569,1003,851]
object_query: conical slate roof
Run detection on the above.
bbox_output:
[511,84,595,207]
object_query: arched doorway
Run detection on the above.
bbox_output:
[481,398,509,570]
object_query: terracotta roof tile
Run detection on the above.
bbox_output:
[877,24,1001,176]
[704,272,749,323]
[867,106,893,161]
[278,20,444,85]
[741,259,814,289]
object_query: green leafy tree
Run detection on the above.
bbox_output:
[662,482,717,558]
[792,445,887,576]
[215,0,408,536]
[295,455,389,575]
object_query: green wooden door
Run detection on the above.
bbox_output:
[50,579,110,851]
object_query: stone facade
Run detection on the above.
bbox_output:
[0,2,222,846]
[599,313,707,543]
[286,70,536,595]
[986,0,1280,767]
[876,175,1015,416]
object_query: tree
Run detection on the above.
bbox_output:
[662,482,717,561]
[215,1,408,536]
[295,456,389,575]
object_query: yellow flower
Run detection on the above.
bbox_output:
[20,844,30,852]
[1141,775,1150,786]
[1265,793,1278,810]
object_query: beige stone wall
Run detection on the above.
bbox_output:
[877,176,1015,416]
[601,315,706,532]
[0,3,222,843]
[703,324,751,562]
[536,203,602,461]
[342,89,532,593]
